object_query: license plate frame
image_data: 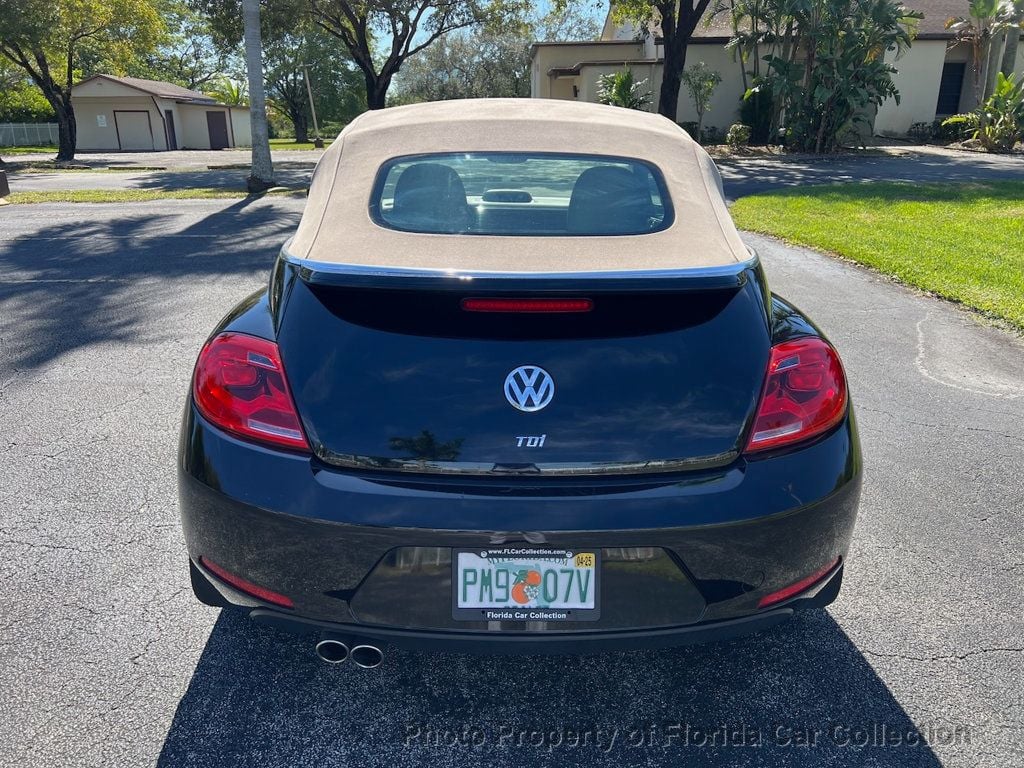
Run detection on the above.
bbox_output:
[452,547,601,622]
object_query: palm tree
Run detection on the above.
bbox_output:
[947,0,1012,104]
[1000,0,1024,77]
[204,75,248,106]
[241,0,274,191]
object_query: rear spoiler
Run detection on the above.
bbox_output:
[281,243,759,293]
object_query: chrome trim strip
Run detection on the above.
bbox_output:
[280,240,758,282]
[315,450,739,477]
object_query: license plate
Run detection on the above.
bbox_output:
[452,547,600,621]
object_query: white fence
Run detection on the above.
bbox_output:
[0,123,59,147]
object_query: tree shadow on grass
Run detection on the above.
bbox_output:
[156,609,950,768]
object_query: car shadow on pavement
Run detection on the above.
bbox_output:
[156,608,946,768]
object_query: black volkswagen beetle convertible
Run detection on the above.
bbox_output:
[178,99,860,667]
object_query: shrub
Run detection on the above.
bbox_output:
[930,118,960,143]
[943,72,1024,152]
[700,125,725,144]
[726,123,752,147]
[907,122,934,142]
[681,62,722,134]
[679,121,699,140]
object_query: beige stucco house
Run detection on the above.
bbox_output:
[531,0,1024,137]
[72,75,252,152]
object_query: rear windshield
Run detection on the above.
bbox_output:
[370,152,672,236]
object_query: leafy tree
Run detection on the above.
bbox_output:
[0,61,55,121]
[0,0,162,161]
[263,21,364,141]
[392,6,599,103]
[132,0,235,89]
[191,0,364,138]
[611,0,716,120]
[307,0,527,109]
[596,68,653,109]
[680,61,721,132]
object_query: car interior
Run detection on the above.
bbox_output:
[376,156,669,236]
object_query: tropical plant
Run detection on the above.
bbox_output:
[945,0,1018,105]
[205,74,248,104]
[943,71,1024,151]
[740,0,921,153]
[681,62,722,133]
[596,68,653,110]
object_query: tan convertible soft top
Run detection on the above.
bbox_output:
[288,99,749,274]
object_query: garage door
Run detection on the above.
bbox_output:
[114,111,154,151]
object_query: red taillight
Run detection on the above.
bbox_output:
[461,297,593,313]
[745,337,848,453]
[200,557,294,608]
[758,557,841,608]
[192,332,310,452]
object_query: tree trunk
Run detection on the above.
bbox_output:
[55,101,76,162]
[984,31,1006,99]
[294,119,309,144]
[242,0,274,191]
[1000,28,1020,78]
[658,38,687,121]
[292,108,309,143]
[364,70,391,110]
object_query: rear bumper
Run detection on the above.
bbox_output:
[248,563,841,654]
[179,403,861,647]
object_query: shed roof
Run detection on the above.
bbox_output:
[72,75,245,107]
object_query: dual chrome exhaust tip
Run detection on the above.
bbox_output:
[314,638,384,669]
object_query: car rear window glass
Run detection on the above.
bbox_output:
[370,152,672,236]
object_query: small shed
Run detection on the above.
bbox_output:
[71,75,251,152]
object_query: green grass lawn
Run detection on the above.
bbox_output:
[731,181,1024,330]
[6,187,305,204]
[269,138,331,151]
[1,145,58,155]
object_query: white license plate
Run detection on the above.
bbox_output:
[452,547,600,621]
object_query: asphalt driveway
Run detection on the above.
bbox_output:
[0,197,1022,767]
[6,145,1024,199]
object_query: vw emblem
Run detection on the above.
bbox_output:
[504,365,554,412]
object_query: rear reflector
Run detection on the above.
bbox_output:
[461,297,593,313]
[758,557,841,608]
[200,557,294,608]
[193,332,310,452]
[745,337,848,453]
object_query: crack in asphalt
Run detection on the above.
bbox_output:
[862,647,1024,663]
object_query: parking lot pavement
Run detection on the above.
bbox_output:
[6,147,1024,199]
[2,147,325,168]
[1,198,1022,768]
